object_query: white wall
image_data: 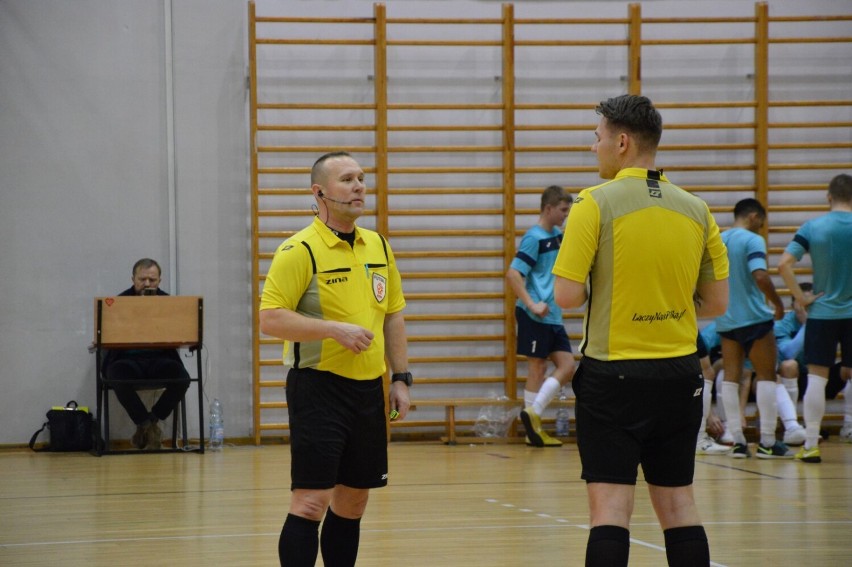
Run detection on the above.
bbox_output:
[0,0,248,444]
[0,0,849,445]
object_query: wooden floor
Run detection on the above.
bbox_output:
[1,439,851,566]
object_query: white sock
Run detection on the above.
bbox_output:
[844,381,852,425]
[776,383,800,430]
[533,376,561,416]
[524,389,537,410]
[803,374,828,449]
[722,381,745,445]
[781,377,799,406]
[756,380,778,447]
[699,379,713,439]
[715,369,727,421]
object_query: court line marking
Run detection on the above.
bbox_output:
[484,497,733,567]
[4,517,852,551]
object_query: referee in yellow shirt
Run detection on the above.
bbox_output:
[553,95,729,567]
[260,151,411,567]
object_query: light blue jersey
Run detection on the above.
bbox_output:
[699,321,720,353]
[715,227,774,332]
[510,225,563,325]
[774,310,805,364]
[785,211,852,319]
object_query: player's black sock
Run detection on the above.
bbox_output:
[586,525,630,567]
[278,513,320,566]
[664,525,710,567]
[320,508,361,567]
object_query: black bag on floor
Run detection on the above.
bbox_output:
[29,400,95,452]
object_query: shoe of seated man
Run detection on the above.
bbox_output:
[795,445,821,463]
[756,441,794,459]
[840,424,852,444]
[783,426,806,446]
[520,407,561,447]
[131,424,148,450]
[696,434,732,455]
[143,422,163,451]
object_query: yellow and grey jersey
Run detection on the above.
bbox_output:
[553,168,728,361]
[261,217,406,379]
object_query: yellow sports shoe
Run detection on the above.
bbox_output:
[795,445,821,463]
[537,428,563,447]
[520,407,562,447]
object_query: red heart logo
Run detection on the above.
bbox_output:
[105,298,115,306]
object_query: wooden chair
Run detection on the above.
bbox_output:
[93,296,205,455]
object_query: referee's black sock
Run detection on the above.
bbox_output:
[320,507,361,567]
[278,513,320,567]
[586,525,630,567]
[664,525,710,567]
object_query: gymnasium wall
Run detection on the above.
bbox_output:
[0,0,849,445]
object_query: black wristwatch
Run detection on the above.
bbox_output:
[391,372,413,387]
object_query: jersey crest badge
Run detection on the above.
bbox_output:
[372,272,387,303]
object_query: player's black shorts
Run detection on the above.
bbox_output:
[718,320,774,357]
[573,360,703,487]
[515,306,572,359]
[286,367,388,491]
[804,317,852,368]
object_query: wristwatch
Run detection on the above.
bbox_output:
[391,372,413,387]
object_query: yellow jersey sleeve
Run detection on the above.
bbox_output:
[260,239,314,312]
[698,206,729,283]
[553,188,600,284]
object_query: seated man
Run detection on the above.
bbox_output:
[100,258,190,450]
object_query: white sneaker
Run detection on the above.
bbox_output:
[696,434,733,455]
[783,426,806,446]
[840,424,852,444]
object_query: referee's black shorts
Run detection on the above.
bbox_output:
[573,363,703,487]
[286,367,388,491]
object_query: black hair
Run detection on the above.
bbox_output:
[595,94,663,152]
[540,185,573,211]
[828,173,852,203]
[733,198,766,219]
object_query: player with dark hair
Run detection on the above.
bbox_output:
[553,94,729,567]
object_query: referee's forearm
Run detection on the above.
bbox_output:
[259,308,336,342]
[383,311,409,372]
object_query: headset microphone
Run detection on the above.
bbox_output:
[318,190,354,205]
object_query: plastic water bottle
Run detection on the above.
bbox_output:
[555,394,570,437]
[209,398,224,451]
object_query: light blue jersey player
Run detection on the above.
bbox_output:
[715,227,774,333]
[715,199,788,459]
[510,224,564,326]
[506,185,576,447]
[779,173,852,462]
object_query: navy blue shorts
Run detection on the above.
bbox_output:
[718,320,774,357]
[515,306,572,359]
[804,318,852,368]
[286,367,388,491]
[573,363,703,487]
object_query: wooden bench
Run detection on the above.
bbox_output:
[409,397,846,445]
[409,397,575,445]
